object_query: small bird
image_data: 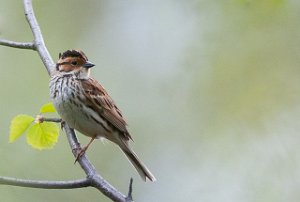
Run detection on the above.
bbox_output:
[49,50,156,182]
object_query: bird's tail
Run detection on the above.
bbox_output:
[119,140,156,182]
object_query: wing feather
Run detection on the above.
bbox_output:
[80,78,132,140]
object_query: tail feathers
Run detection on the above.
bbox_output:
[120,142,156,182]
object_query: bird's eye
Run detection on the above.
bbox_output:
[71,61,78,66]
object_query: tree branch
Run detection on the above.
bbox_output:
[64,124,128,202]
[0,39,35,50]
[0,0,134,201]
[0,176,90,189]
[23,0,55,76]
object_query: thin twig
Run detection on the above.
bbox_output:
[35,115,62,123]
[126,178,134,202]
[43,117,62,123]
[0,176,90,189]
[0,39,35,50]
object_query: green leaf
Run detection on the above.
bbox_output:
[40,102,56,113]
[26,122,59,150]
[9,114,34,143]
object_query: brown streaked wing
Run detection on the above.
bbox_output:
[80,78,132,140]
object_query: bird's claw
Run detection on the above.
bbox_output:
[60,120,66,130]
[74,146,87,164]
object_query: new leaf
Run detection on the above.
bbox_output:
[40,102,56,113]
[26,122,59,150]
[9,114,34,143]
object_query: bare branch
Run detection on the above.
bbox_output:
[0,39,35,50]
[0,176,90,189]
[64,124,129,202]
[23,0,55,76]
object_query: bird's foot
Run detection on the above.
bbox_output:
[60,120,65,130]
[74,146,88,164]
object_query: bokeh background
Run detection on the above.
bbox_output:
[1,0,300,201]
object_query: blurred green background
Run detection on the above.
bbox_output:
[1,0,300,201]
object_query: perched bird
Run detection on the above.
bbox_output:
[49,50,156,182]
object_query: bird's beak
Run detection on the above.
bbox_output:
[83,61,95,68]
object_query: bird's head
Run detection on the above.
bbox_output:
[56,50,95,77]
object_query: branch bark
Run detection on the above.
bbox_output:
[23,0,55,76]
[0,0,134,201]
[0,176,90,189]
[0,39,35,50]
[64,125,128,202]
